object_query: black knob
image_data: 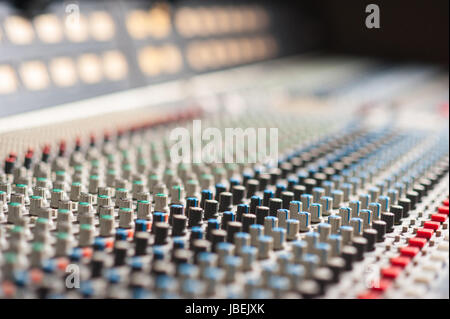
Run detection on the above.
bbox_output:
[258,174,270,191]
[352,237,367,261]
[242,213,256,232]
[172,215,187,236]
[135,232,149,256]
[215,184,227,200]
[413,184,425,200]
[281,191,294,209]
[173,249,192,265]
[269,198,282,217]
[206,219,219,241]
[313,267,333,295]
[204,199,219,219]
[390,205,404,225]
[250,196,262,214]
[327,257,346,282]
[192,239,210,264]
[169,204,184,225]
[232,185,246,205]
[188,207,203,227]
[113,241,128,266]
[236,204,249,222]
[270,169,281,185]
[246,180,259,198]
[381,212,394,232]
[221,211,235,229]
[304,178,317,194]
[227,221,242,243]
[363,229,377,251]
[200,190,213,209]
[91,253,105,278]
[211,229,226,252]
[218,192,233,212]
[256,206,269,225]
[263,190,273,206]
[341,246,357,270]
[398,198,411,217]
[406,191,419,210]
[154,222,169,245]
[293,185,306,201]
[372,220,386,242]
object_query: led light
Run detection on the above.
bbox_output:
[102,51,128,81]
[138,46,161,76]
[64,13,89,42]
[4,15,35,45]
[0,65,18,94]
[34,14,63,43]
[89,11,115,41]
[126,10,150,39]
[49,57,78,87]
[160,45,182,74]
[148,4,171,39]
[78,53,103,84]
[19,61,50,91]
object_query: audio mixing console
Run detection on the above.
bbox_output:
[0,0,448,301]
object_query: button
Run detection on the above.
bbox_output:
[408,237,427,249]
[438,206,449,215]
[400,246,419,257]
[423,221,440,230]
[358,290,381,299]
[371,278,392,292]
[381,266,401,279]
[390,256,410,268]
[416,228,433,240]
[172,215,187,236]
[431,214,447,222]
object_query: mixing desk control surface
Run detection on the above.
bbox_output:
[0,55,448,299]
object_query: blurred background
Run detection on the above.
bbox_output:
[0,0,448,117]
